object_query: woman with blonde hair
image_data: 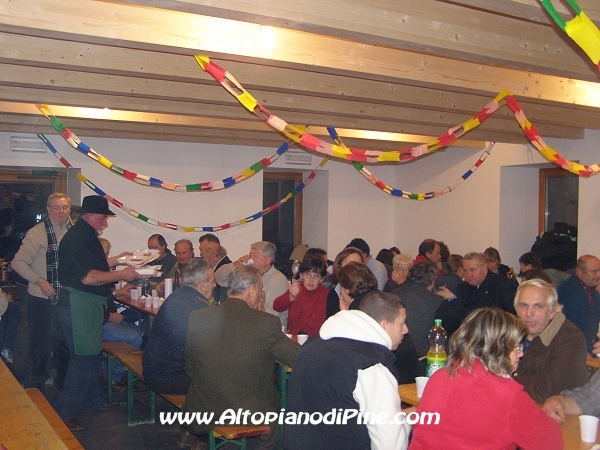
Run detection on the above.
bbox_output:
[410,308,563,450]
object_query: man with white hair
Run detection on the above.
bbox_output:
[182,265,300,449]
[513,279,588,403]
[232,241,289,328]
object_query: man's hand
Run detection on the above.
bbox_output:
[542,396,568,423]
[36,278,57,297]
[436,286,455,300]
[108,312,124,324]
[121,266,140,281]
[542,395,582,423]
[235,255,252,267]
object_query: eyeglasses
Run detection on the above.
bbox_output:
[48,205,71,212]
[302,273,323,281]
[514,344,524,354]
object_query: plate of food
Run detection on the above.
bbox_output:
[119,249,160,266]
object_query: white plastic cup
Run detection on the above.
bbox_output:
[136,286,142,296]
[144,296,151,308]
[164,278,173,298]
[243,257,254,266]
[579,415,599,443]
[130,289,140,301]
[297,335,308,345]
[416,376,430,398]
[151,296,159,308]
[151,289,158,299]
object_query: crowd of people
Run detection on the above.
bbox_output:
[1,192,600,449]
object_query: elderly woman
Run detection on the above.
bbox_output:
[325,247,364,318]
[383,253,412,293]
[273,255,328,336]
[410,308,563,450]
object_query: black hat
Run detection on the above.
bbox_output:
[81,195,116,216]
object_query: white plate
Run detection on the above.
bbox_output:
[122,249,160,266]
[136,268,157,277]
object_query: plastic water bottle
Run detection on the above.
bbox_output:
[426,319,447,377]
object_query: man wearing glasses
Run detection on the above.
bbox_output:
[512,279,588,403]
[12,193,72,389]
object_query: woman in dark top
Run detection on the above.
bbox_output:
[325,247,364,318]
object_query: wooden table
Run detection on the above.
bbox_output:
[116,293,160,317]
[397,383,599,449]
[0,360,69,449]
[398,383,420,407]
[587,358,600,370]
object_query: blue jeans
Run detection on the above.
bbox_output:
[102,320,142,379]
[54,306,105,421]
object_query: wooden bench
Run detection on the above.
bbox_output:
[113,348,274,447]
[25,388,84,450]
[102,341,140,402]
[157,390,272,449]
[210,425,272,450]
[114,349,156,426]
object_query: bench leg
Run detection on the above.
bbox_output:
[209,433,247,450]
[125,368,155,426]
[105,354,118,403]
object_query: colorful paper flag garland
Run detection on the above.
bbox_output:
[196,56,600,177]
[541,0,600,70]
[36,103,307,192]
[327,127,495,199]
[37,134,329,232]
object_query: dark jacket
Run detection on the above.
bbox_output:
[183,297,300,435]
[456,270,517,318]
[513,312,589,403]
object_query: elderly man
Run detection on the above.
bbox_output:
[512,279,588,403]
[284,291,412,450]
[12,193,72,389]
[557,255,600,352]
[455,252,517,317]
[143,259,215,396]
[181,265,300,449]
[201,241,231,302]
[347,238,388,291]
[228,241,289,328]
[55,195,138,431]
[157,239,196,294]
[146,234,177,284]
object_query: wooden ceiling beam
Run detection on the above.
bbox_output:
[1,0,599,108]
[1,32,598,131]
[114,0,597,78]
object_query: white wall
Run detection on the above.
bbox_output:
[392,130,600,269]
[0,132,395,259]
[3,129,598,265]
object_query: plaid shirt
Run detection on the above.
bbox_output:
[562,367,600,416]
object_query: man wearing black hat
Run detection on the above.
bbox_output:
[54,195,138,431]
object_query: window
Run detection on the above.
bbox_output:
[538,167,578,234]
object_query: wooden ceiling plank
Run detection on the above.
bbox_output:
[1,32,599,131]
[0,61,594,138]
[1,0,599,107]
[112,0,596,78]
